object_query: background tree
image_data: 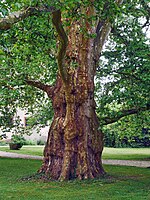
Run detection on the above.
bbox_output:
[0,0,150,180]
[103,111,150,148]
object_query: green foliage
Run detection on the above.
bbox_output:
[96,1,150,105]
[103,112,150,148]
[0,0,150,137]
[11,134,26,145]
[24,100,53,128]
[0,6,56,130]
[23,140,36,145]
[104,129,150,148]
[96,1,150,138]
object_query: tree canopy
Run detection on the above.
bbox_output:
[0,0,150,132]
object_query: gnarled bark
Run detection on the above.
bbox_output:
[39,7,106,180]
[39,72,105,180]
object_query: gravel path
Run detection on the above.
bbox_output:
[102,159,150,168]
[0,151,150,168]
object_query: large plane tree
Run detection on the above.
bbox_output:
[0,0,149,180]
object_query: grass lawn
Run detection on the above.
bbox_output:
[0,158,149,200]
[0,145,44,156]
[0,146,150,160]
[102,147,150,161]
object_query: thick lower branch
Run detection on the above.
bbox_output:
[101,105,150,125]
[0,6,57,30]
[0,7,36,30]
[26,79,54,98]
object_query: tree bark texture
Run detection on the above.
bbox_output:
[39,73,105,180]
[39,12,106,180]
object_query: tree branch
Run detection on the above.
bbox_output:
[52,10,69,84]
[94,0,124,60]
[101,104,150,125]
[141,0,150,29]
[26,79,54,98]
[94,20,111,60]
[0,6,57,30]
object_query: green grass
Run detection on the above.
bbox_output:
[0,146,150,161]
[0,145,44,156]
[102,147,150,161]
[0,158,150,200]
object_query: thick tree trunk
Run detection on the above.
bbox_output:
[39,74,105,180]
[39,8,106,180]
[39,46,105,180]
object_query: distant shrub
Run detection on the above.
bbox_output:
[11,135,26,145]
[24,140,36,145]
[37,140,45,145]
[104,130,150,148]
